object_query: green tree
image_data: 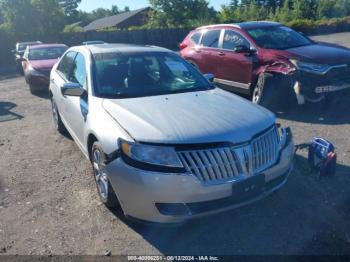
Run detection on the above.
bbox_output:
[292,0,316,20]
[148,0,216,28]
[275,0,294,22]
[57,0,81,16]
[0,0,65,38]
[63,23,84,32]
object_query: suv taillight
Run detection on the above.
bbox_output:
[179,42,187,50]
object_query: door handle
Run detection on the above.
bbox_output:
[218,52,225,56]
[195,49,201,53]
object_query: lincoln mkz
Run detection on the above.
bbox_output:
[49,44,294,223]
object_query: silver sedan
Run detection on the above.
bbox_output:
[49,44,294,223]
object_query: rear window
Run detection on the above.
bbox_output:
[201,30,221,48]
[191,32,202,44]
[29,47,67,60]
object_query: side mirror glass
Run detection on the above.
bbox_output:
[61,82,85,97]
[203,73,214,83]
[234,45,255,54]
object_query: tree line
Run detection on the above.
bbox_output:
[1,0,350,39]
[219,0,350,24]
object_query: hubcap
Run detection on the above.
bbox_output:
[252,77,263,103]
[93,149,108,200]
[253,89,260,103]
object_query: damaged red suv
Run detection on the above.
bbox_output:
[179,22,350,109]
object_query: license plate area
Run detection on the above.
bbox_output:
[232,174,265,201]
[315,84,350,93]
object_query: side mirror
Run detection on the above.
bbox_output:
[203,73,214,83]
[61,82,85,97]
[234,45,255,54]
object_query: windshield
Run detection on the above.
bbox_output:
[93,52,213,98]
[18,44,27,52]
[246,26,313,50]
[28,47,67,60]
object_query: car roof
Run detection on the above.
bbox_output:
[82,41,105,45]
[82,43,171,54]
[17,41,41,45]
[197,21,282,31]
[29,44,67,50]
[236,21,282,29]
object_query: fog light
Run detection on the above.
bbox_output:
[155,203,190,216]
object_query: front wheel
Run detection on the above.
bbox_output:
[51,98,66,134]
[252,73,275,106]
[91,142,120,208]
[252,73,293,111]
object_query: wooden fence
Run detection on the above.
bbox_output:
[0,28,192,66]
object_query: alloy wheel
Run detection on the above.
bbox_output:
[92,149,109,201]
[51,100,59,128]
[252,76,264,103]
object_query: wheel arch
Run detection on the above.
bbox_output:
[87,133,99,161]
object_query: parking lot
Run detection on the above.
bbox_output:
[1,33,350,256]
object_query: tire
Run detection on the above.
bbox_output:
[252,73,293,111]
[91,142,120,208]
[50,98,66,134]
[16,64,24,75]
[29,84,42,95]
[29,84,36,94]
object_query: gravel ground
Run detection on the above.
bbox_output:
[0,33,350,256]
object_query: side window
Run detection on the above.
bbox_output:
[223,30,250,50]
[57,51,77,80]
[201,30,221,48]
[191,32,201,44]
[70,53,87,88]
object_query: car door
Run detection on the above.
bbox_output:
[215,29,256,94]
[63,52,89,147]
[52,51,77,123]
[195,29,223,76]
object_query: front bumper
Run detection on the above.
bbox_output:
[26,74,50,88]
[106,137,294,223]
[296,67,350,98]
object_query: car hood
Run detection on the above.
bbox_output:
[102,89,275,144]
[29,59,58,70]
[283,43,350,64]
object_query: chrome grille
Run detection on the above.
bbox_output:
[177,126,280,184]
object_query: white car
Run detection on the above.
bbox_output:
[49,44,294,223]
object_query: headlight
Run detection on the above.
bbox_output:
[277,125,292,150]
[290,59,331,75]
[119,139,183,170]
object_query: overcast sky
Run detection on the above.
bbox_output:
[78,0,231,12]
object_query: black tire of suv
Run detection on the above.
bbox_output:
[91,142,120,208]
[252,73,292,111]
